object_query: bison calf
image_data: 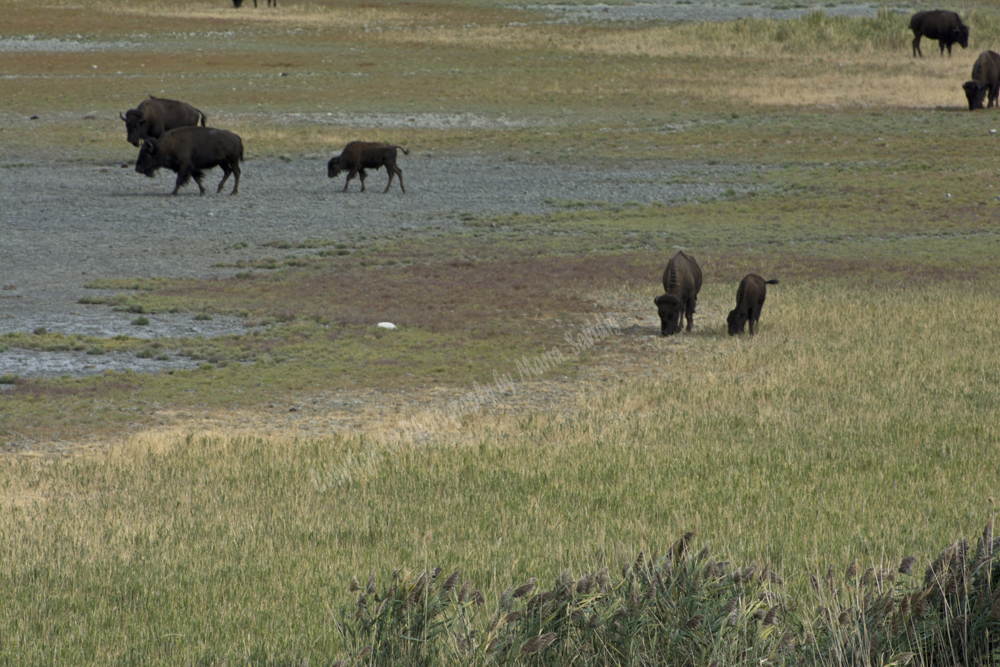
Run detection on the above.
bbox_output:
[120,95,206,147]
[654,251,703,336]
[135,126,244,196]
[910,10,969,58]
[963,50,1000,110]
[327,141,408,193]
[727,274,778,336]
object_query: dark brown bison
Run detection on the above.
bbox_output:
[653,251,702,336]
[233,0,276,6]
[727,274,779,336]
[135,126,244,196]
[327,141,408,193]
[119,96,206,147]
[910,10,969,58]
[963,50,1000,109]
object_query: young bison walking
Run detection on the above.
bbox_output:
[963,51,1000,110]
[654,251,702,336]
[327,141,408,193]
[727,274,779,336]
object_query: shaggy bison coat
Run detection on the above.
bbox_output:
[327,141,409,193]
[963,51,1000,110]
[909,10,969,57]
[120,96,206,147]
[654,251,703,336]
[727,274,779,336]
[135,126,244,196]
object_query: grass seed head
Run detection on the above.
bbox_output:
[520,632,556,655]
[763,605,779,626]
[511,578,537,599]
[846,560,858,580]
[349,576,360,592]
[442,570,460,593]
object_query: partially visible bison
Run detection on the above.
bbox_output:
[327,141,409,193]
[727,274,779,336]
[909,10,969,57]
[653,251,702,336]
[120,96,206,147]
[135,126,244,196]
[233,0,276,6]
[963,50,1000,109]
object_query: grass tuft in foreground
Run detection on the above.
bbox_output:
[332,525,1000,666]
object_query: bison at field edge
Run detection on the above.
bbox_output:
[909,10,969,57]
[233,0,276,6]
[119,96,206,147]
[727,274,779,336]
[327,141,409,193]
[654,251,703,336]
[135,126,244,196]
[963,50,1000,109]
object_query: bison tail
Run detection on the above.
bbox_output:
[198,111,208,127]
[765,279,779,285]
[395,146,410,155]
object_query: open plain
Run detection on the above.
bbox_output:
[2,0,1000,664]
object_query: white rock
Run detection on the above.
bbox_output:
[377,322,396,330]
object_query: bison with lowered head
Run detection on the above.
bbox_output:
[120,96,206,147]
[727,274,778,336]
[909,10,969,58]
[327,141,409,193]
[654,251,702,336]
[135,126,244,196]
[963,50,1000,110]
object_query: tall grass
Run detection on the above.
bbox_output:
[2,280,998,664]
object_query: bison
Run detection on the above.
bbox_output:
[135,126,244,196]
[727,274,779,336]
[653,251,703,336]
[327,141,409,193]
[963,50,1000,110]
[233,0,276,6]
[119,96,206,147]
[910,10,969,58]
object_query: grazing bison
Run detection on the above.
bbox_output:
[327,141,408,193]
[653,251,703,336]
[727,274,779,336]
[233,0,276,7]
[119,96,206,147]
[135,126,244,196]
[963,50,1000,109]
[909,10,969,58]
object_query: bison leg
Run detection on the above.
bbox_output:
[217,164,233,194]
[172,167,197,196]
[230,161,241,195]
[684,297,697,332]
[385,165,404,193]
[912,34,922,57]
[344,167,363,192]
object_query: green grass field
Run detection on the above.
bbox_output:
[2,0,1000,664]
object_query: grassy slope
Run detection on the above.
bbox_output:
[2,1,1000,664]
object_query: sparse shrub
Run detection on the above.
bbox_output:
[86,346,106,355]
[194,313,214,321]
[131,316,150,326]
[0,374,18,384]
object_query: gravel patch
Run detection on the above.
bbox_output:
[0,152,765,378]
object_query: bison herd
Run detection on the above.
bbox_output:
[118,7,996,337]
[119,95,407,196]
